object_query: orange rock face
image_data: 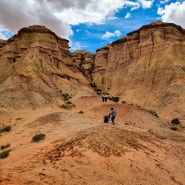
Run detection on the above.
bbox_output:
[0,25,95,109]
[93,21,185,119]
[0,22,185,119]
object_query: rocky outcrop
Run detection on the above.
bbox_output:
[0,22,185,119]
[0,25,95,109]
[93,21,185,119]
[72,50,95,81]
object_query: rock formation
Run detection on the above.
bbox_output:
[0,21,185,119]
[93,21,185,119]
[0,25,95,109]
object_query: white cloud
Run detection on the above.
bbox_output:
[0,32,7,40]
[55,0,128,25]
[0,0,73,39]
[157,1,185,28]
[138,0,154,9]
[70,41,82,51]
[125,12,132,19]
[0,0,169,42]
[123,1,140,11]
[160,0,170,4]
[102,30,121,39]
[70,41,88,52]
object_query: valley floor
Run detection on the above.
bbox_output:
[0,96,185,185]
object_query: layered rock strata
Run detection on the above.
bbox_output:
[0,25,94,109]
[93,21,185,118]
[0,22,185,119]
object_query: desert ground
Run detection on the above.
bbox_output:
[0,96,185,185]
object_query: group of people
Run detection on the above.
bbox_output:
[104,107,116,125]
[102,93,108,102]
[101,93,116,125]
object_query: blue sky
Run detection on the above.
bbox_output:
[0,0,185,53]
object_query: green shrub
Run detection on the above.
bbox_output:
[0,125,11,133]
[59,103,75,110]
[110,96,119,102]
[1,144,10,150]
[0,150,11,159]
[62,93,72,101]
[171,118,180,125]
[60,104,68,109]
[66,101,72,105]
[169,126,178,131]
[32,133,46,142]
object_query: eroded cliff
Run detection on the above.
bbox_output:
[0,22,185,119]
[0,25,95,109]
[93,21,185,119]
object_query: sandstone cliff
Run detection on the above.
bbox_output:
[0,25,95,109]
[93,21,185,119]
[0,22,185,119]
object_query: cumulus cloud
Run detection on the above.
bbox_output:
[123,1,140,11]
[0,0,73,39]
[0,0,156,41]
[70,41,82,51]
[102,30,121,39]
[160,0,170,4]
[125,12,132,19]
[54,0,128,25]
[138,0,154,9]
[157,1,185,28]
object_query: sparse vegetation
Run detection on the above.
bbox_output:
[109,96,119,102]
[32,133,46,142]
[149,110,159,118]
[169,126,178,131]
[0,125,11,133]
[0,149,11,159]
[1,144,10,150]
[121,100,126,104]
[66,100,72,105]
[79,110,84,114]
[60,104,69,109]
[60,93,75,109]
[171,118,180,125]
[61,93,72,101]
[59,102,75,110]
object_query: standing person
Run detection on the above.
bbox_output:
[109,107,116,125]
[102,93,105,102]
[104,93,108,102]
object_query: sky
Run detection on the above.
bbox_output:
[0,0,185,53]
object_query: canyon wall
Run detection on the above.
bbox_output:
[93,21,185,118]
[0,22,185,119]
